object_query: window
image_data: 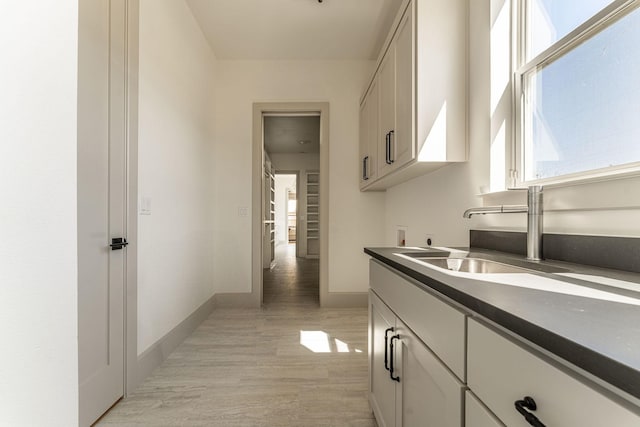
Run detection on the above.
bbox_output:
[515,0,640,183]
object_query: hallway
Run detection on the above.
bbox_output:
[96,245,375,426]
[263,243,319,307]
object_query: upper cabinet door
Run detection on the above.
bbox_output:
[359,95,369,186]
[377,43,396,178]
[360,78,379,189]
[367,79,379,183]
[393,6,415,171]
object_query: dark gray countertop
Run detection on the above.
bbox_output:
[365,246,640,402]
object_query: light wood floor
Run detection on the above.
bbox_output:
[96,244,376,426]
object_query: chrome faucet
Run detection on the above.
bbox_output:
[463,186,543,261]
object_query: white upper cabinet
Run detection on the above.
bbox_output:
[360,0,467,191]
[360,78,379,185]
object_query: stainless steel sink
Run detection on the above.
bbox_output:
[411,257,533,274]
[398,250,450,258]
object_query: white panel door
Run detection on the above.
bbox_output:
[78,0,127,425]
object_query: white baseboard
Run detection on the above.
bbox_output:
[213,292,260,308]
[134,293,216,388]
[322,292,368,308]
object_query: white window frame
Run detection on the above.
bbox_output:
[512,0,640,187]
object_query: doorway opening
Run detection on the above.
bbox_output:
[257,108,325,306]
[264,171,317,306]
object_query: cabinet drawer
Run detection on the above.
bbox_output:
[370,260,467,380]
[468,319,640,426]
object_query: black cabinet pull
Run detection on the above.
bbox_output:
[387,130,396,164]
[363,156,369,181]
[515,396,546,427]
[110,237,129,250]
[385,132,389,164]
[389,334,400,382]
[384,327,394,371]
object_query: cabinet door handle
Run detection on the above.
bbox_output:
[363,156,369,181]
[389,334,401,382]
[385,132,392,165]
[514,397,546,427]
[110,237,129,250]
[384,327,394,371]
[388,130,395,164]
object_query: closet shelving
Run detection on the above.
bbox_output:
[263,166,275,269]
[306,171,319,258]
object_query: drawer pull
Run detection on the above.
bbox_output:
[515,396,546,427]
[389,334,401,382]
[384,327,394,371]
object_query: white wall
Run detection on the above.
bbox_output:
[213,60,386,294]
[0,2,79,425]
[384,0,640,247]
[271,152,320,172]
[137,0,217,354]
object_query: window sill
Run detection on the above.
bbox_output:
[515,164,640,191]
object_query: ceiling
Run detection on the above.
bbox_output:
[185,0,403,60]
[264,116,320,154]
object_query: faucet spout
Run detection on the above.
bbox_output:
[526,186,543,261]
[463,186,543,260]
[463,205,527,218]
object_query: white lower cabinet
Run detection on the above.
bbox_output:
[465,391,504,427]
[398,318,464,427]
[369,290,464,427]
[370,290,397,427]
[370,260,467,381]
[468,318,640,427]
[370,260,640,427]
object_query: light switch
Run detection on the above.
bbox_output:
[140,196,152,215]
[238,206,248,217]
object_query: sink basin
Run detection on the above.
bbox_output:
[411,257,533,274]
[398,249,450,258]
